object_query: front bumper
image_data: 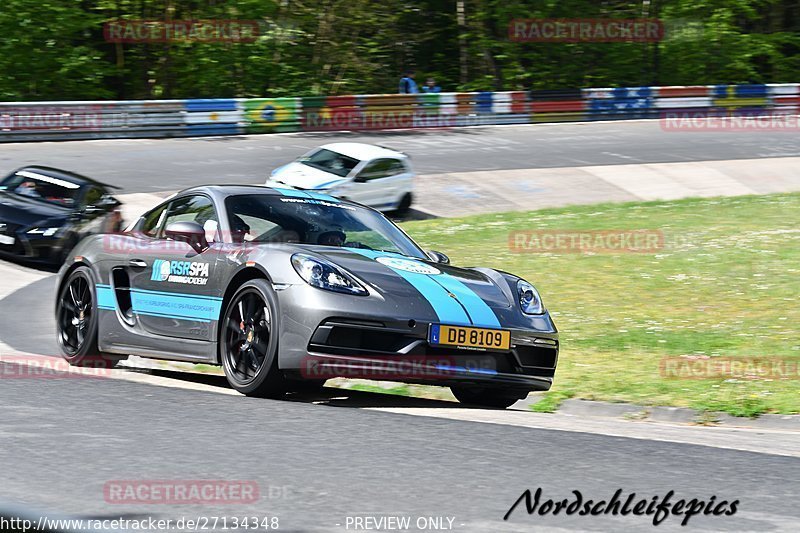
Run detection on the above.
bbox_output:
[0,231,66,262]
[276,284,559,391]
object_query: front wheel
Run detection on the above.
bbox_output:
[450,385,525,409]
[56,266,119,369]
[220,279,286,398]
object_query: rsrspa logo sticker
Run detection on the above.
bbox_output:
[376,256,440,275]
[151,259,210,285]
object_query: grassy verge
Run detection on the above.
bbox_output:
[400,193,800,417]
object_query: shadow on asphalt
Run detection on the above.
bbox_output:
[388,208,437,222]
[122,366,475,409]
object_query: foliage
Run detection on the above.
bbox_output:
[0,1,798,99]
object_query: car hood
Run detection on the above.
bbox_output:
[304,246,513,328]
[0,192,69,229]
[270,162,350,191]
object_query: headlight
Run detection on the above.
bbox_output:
[517,279,544,315]
[27,227,59,237]
[291,253,368,296]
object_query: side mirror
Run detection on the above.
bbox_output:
[353,174,368,183]
[165,221,208,253]
[427,250,450,265]
[100,195,122,208]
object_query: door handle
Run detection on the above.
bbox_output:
[129,259,148,268]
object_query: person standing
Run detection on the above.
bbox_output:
[421,78,441,93]
[399,70,418,94]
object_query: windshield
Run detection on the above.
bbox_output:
[225,194,427,258]
[298,148,360,177]
[0,170,81,208]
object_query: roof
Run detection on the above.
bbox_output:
[172,184,374,211]
[318,142,407,161]
[15,165,121,190]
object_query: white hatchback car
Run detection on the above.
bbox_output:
[265,143,415,213]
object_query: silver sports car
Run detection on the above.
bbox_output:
[55,185,558,408]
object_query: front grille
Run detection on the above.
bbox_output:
[310,320,416,354]
[514,345,558,377]
[308,320,558,378]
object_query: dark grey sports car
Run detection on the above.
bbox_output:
[0,166,122,264]
[55,185,558,408]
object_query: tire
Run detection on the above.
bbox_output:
[220,279,286,398]
[396,193,413,215]
[55,266,119,369]
[450,385,524,409]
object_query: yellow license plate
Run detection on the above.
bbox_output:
[429,324,511,352]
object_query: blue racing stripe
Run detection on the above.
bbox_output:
[95,285,116,310]
[130,310,212,323]
[304,191,340,202]
[431,274,501,328]
[130,287,223,301]
[131,291,222,321]
[346,248,471,326]
[95,284,221,320]
[273,187,310,198]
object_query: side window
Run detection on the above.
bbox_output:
[388,159,406,175]
[358,159,395,181]
[140,204,167,238]
[163,195,220,243]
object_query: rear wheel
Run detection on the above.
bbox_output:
[395,193,413,215]
[56,266,119,369]
[450,385,525,409]
[220,279,286,397]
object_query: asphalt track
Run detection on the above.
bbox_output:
[1,123,799,531]
[1,361,798,532]
[1,121,799,193]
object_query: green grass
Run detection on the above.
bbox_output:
[400,193,800,417]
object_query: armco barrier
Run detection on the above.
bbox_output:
[0,83,796,142]
[0,100,187,141]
